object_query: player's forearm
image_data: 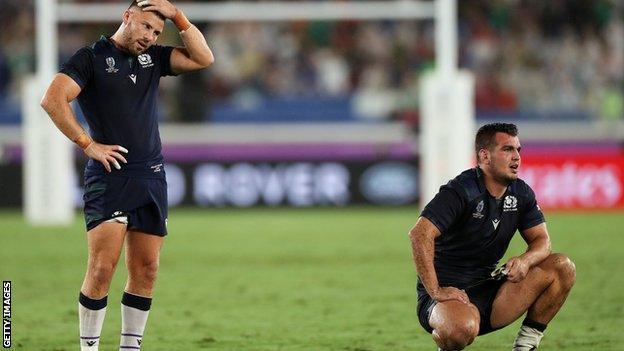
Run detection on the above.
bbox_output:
[409,224,440,295]
[178,25,214,68]
[520,236,551,268]
[40,92,89,145]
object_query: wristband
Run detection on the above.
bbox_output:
[172,9,192,32]
[74,133,93,149]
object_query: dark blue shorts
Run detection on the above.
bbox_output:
[83,174,168,236]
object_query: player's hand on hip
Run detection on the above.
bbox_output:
[84,142,128,173]
[137,0,177,19]
[431,286,470,304]
[505,256,530,283]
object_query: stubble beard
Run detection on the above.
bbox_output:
[493,167,517,185]
[122,28,143,55]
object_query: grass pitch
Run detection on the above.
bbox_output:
[1,208,623,350]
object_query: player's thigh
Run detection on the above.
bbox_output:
[490,265,552,328]
[125,230,164,267]
[86,221,127,264]
[430,300,480,332]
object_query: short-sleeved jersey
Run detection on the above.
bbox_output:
[417,167,545,295]
[60,36,175,178]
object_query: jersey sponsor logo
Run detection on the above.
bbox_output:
[151,163,163,173]
[105,57,119,73]
[472,200,485,218]
[503,195,518,212]
[492,219,500,229]
[138,54,154,68]
[129,74,137,84]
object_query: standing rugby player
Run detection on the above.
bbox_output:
[40,1,213,349]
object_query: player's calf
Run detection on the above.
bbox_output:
[512,253,576,351]
[527,253,576,323]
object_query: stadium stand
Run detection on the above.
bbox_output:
[0,1,622,124]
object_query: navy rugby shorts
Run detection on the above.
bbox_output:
[83,174,168,236]
[417,278,506,336]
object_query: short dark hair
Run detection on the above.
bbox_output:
[475,123,518,161]
[127,0,166,21]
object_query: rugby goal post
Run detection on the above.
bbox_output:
[26,0,473,224]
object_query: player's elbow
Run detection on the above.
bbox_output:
[199,52,214,68]
[545,240,552,255]
[40,93,53,113]
[40,85,61,113]
[408,225,427,244]
[408,226,418,241]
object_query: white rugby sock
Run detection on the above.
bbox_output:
[512,318,547,351]
[79,292,108,351]
[119,292,152,350]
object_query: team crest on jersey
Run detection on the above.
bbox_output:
[472,200,485,218]
[138,54,154,68]
[105,57,119,73]
[503,195,518,212]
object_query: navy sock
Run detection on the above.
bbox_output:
[522,317,547,332]
[79,292,108,310]
[121,292,152,311]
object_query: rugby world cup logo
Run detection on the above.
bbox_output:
[472,200,485,218]
[105,57,119,73]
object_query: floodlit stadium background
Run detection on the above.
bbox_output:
[0,1,623,211]
[1,1,623,350]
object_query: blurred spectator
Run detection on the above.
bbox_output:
[0,0,35,101]
[0,0,622,123]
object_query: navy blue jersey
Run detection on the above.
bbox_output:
[417,167,545,294]
[60,36,175,178]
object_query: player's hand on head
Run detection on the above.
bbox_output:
[431,286,470,304]
[84,142,129,173]
[137,0,177,19]
[505,256,530,283]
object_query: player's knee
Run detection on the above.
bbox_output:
[88,261,117,284]
[433,320,479,350]
[130,260,159,283]
[550,253,576,288]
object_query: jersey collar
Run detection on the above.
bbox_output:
[101,35,134,57]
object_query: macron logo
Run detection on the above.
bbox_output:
[492,219,500,230]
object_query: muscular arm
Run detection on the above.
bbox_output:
[139,0,214,74]
[519,223,551,267]
[170,26,214,74]
[40,74,128,172]
[40,73,87,142]
[505,223,551,282]
[409,217,469,303]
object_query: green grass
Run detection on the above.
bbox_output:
[1,208,623,350]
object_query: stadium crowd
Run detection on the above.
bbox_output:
[0,0,622,123]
